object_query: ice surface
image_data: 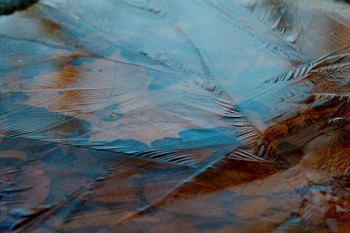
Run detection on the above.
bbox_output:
[0,0,349,232]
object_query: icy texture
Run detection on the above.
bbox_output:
[0,0,349,232]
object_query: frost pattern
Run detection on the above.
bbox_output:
[0,0,350,232]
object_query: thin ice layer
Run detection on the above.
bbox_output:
[0,0,286,166]
[0,0,350,232]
